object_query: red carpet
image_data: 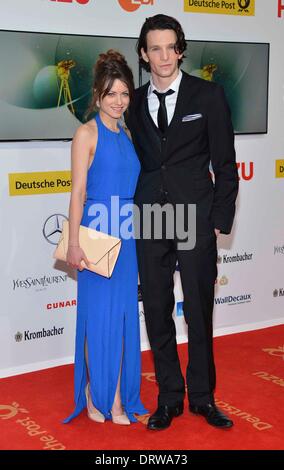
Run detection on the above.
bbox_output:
[0,325,283,450]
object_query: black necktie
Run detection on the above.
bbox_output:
[153,89,174,134]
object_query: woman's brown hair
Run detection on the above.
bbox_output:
[85,49,134,120]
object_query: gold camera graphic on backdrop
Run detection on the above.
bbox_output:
[57,60,76,113]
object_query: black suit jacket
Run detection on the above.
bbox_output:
[126,71,239,234]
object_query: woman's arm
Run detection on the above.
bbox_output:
[67,123,97,270]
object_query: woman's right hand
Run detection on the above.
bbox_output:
[66,246,90,271]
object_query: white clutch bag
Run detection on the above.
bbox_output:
[53,220,121,278]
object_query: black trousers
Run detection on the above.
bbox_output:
[136,229,217,407]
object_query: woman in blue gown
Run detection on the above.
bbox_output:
[64,50,147,425]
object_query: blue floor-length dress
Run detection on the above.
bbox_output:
[64,113,147,423]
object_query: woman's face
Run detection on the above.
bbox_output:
[98,79,130,120]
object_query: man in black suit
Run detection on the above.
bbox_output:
[126,14,239,430]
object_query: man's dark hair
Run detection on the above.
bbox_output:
[136,14,187,72]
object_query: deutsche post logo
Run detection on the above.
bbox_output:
[276,160,284,178]
[184,0,255,16]
[238,0,250,11]
[9,171,72,196]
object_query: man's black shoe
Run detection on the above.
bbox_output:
[147,403,184,431]
[189,403,233,428]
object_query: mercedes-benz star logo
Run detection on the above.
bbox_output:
[43,214,68,245]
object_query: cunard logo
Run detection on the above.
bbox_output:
[15,332,23,342]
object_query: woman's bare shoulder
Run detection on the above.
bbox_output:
[73,119,98,144]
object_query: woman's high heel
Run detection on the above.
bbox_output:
[85,384,105,423]
[111,411,130,426]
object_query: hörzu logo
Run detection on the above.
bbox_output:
[237,162,254,181]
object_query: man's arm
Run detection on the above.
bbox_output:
[207,84,239,235]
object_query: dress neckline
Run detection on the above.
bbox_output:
[96,113,121,134]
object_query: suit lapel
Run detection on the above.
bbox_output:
[137,83,162,160]
[136,72,199,164]
[166,72,197,140]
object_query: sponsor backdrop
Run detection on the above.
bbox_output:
[0,0,283,377]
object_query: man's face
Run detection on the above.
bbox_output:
[141,29,183,82]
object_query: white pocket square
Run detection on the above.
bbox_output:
[182,113,203,122]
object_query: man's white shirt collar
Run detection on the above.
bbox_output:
[148,69,183,97]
